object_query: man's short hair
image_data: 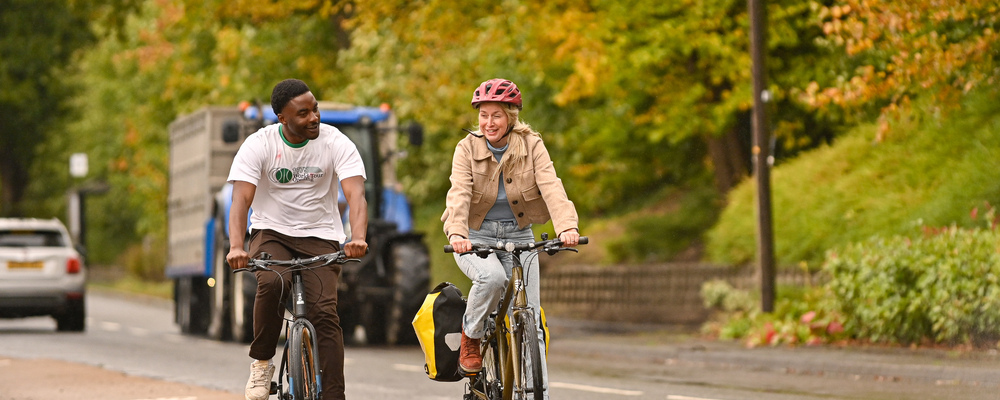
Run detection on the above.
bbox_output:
[271,79,311,115]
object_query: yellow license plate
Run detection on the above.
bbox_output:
[8,261,43,269]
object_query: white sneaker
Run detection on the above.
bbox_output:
[245,359,275,400]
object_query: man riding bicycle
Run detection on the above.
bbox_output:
[226,78,369,400]
[442,78,581,399]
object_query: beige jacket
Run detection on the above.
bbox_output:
[441,133,579,239]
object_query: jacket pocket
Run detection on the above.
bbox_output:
[521,185,542,202]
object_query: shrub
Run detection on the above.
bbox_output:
[824,207,1000,347]
[700,279,848,347]
[119,234,167,281]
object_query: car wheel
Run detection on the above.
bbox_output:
[55,296,86,332]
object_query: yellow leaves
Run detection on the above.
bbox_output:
[812,0,998,123]
[157,0,185,27]
[830,3,850,19]
[205,0,351,25]
[216,0,322,23]
[530,6,609,106]
[553,49,607,106]
[213,27,243,66]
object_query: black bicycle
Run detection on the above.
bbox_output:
[234,251,359,400]
[446,233,588,400]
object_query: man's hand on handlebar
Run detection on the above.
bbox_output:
[343,240,368,259]
[227,248,249,270]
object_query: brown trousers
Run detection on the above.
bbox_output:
[247,229,345,400]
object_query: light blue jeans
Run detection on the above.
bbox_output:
[454,220,548,397]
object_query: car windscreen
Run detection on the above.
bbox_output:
[0,229,67,247]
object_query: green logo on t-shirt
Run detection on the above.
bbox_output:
[274,168,293,183]
[268,167,325,184]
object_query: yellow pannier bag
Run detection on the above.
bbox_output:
[412,282,466,382]
[504,307,552,356]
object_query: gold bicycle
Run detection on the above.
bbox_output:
[446,233,588,400]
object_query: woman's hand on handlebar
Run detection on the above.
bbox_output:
[227,248,250,270]
[449,234,472,254]
[559,229,580,247]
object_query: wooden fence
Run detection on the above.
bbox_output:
[540,263,816,325]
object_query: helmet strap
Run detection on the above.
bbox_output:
[463,128,484,138]
[501,125,513,139]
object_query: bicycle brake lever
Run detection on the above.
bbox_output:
[545,246,579,256]
[462,248,493,259]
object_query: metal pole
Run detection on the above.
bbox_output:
[67,189,81,245]
[749,0,776,312]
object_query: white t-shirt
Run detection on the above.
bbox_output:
[228,123,366,243]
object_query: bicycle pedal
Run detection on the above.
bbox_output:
[269,381,278,395]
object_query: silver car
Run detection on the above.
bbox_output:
[0,218,86,331]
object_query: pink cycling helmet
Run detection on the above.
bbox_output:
[471,78,522,109]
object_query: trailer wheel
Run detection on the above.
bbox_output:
[207,228,233,341]
[231,267,255,343]
[369,239,429,345]
[176,276,210,335]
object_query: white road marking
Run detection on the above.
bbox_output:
[667,395,721,400]
[133,397,198,400]
[392,363,425,372]
[163,333,186,343]
[550,381,643,396]
[100,321,122,331]
[129,326,150,336]
[133,397,197,400]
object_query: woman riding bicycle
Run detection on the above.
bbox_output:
[442,78,580,399]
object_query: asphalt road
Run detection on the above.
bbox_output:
[0,291,670,400]
[1,290,996,400]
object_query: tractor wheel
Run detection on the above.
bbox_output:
[384,240,430,345]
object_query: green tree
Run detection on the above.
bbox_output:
[0,0,93,216]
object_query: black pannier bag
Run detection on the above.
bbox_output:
[412,281,466,382]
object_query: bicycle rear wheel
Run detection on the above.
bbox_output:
[288,321,321,400]
[514,312,544,400]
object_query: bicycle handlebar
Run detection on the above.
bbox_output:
[232,251,359,273]
[444,235,588,255]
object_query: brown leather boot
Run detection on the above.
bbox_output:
[459,331,482,373]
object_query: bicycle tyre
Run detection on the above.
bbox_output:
[288,322,321,400]
[515,312,544,400]
[476,329,504,400]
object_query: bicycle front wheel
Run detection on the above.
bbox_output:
[514,311,544,400]
[288,322,321,400]
[475,332,504,400]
